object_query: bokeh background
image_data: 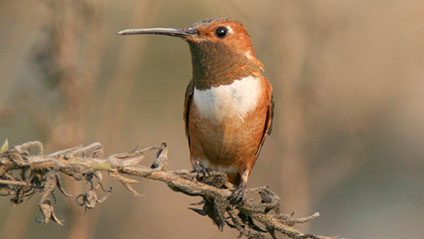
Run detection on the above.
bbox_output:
[1,0,424,238]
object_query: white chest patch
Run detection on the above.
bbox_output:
[193,75,262,123]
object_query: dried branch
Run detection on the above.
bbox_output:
[0,141,334,239]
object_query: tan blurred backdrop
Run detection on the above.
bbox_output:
[1,0,424,238]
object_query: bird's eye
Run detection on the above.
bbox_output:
[215,26,228,38]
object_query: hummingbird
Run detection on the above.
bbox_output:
[118,17,273,203]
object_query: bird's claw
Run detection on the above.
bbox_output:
[229,185,245,205]
[191,163,210,182]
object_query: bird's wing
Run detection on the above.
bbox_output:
[184,80,194,146]
[256,80,274,156]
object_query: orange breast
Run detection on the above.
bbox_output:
[188,76,270,175]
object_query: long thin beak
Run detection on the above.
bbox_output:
[117,27,196,38]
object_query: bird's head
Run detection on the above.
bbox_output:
[118,17,264,88]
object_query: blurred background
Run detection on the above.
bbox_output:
[1,0,424,238]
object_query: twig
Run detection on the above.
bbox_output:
[0,141,334,239]
[0,179,28,186]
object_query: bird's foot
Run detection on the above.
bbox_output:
[191,163,210,182]
[229,184,246,206]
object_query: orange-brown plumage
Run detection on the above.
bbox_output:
[183,18,273,189]
[184,76,272,184]
[119,17,273,202]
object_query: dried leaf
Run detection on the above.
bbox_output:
[83,190,98,209]
[55,174,73,197]
[76,189,109,210]
[40,172,57,203]
[0,139,8,153]
[151,142,168,170]
[189,207,207,216]
[122,182,144,199]
[37,199,64,226]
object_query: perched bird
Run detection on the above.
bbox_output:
[118,17,273,203]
